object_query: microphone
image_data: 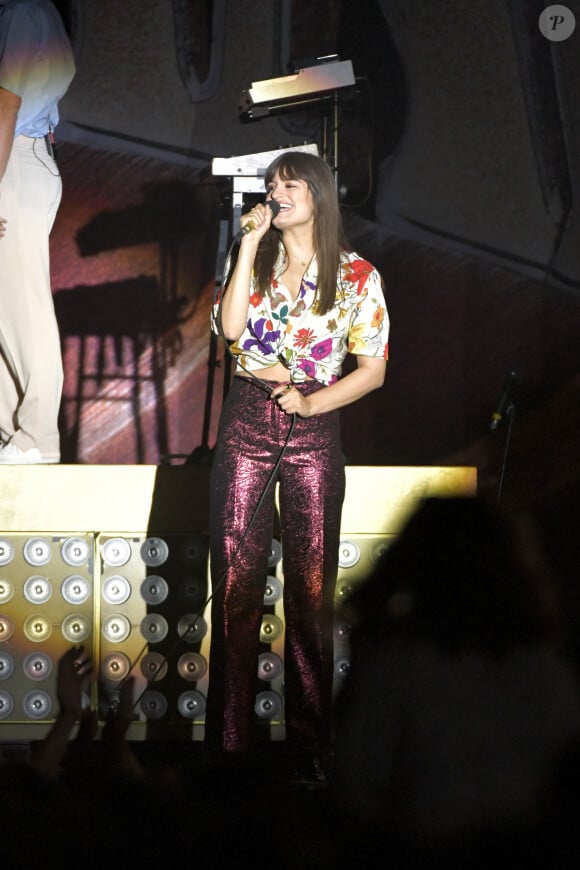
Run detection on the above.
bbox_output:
[489,368,519,431]
[236,200,281,238]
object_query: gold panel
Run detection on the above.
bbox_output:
[340,465,478,534]
[0,464,476,534]
[0,532,95,741]
[0,464,210,533]
[0,466,212,742]
[0,464,476,743]
[95,531,211,742]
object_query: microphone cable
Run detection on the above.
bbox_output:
[115,226,297,719]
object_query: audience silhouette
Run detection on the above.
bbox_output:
[330,494,580,865]
[3,494,580,868]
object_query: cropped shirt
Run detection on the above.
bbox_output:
[212,245,389,385]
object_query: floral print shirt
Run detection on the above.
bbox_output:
[212,245,389,385]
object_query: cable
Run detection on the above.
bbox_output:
[121,406,295,716]
[114,231,297,718]
[32,136,60,177]
[215,232,287,394]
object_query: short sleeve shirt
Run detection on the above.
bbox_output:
[0,0,75,137]
[213,246,389,385]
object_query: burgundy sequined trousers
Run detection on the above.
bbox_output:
[206,376,345,755]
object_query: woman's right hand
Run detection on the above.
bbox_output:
[240,201,275,240]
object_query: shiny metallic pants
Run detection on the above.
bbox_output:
[0,135,63,461]
[206,376,345,754]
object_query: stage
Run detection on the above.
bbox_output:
[0,463,476,743]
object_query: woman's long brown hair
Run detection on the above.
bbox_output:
[253,152,349,315]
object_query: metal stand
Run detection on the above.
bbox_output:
[185,214,230,465]
[231,175,271,236]
[187,175,269,463]
[495,402,516,503]
[321,91,340,189]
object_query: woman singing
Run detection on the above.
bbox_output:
[205,151,389,776]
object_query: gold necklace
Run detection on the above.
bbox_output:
[287,251,314,268]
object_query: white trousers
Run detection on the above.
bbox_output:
[0,134,63,462]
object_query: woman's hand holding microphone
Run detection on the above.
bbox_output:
[237,199,281,240]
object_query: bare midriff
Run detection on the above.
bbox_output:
[236,361,314,382]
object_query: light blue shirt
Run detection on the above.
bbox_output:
[0,0,75,137]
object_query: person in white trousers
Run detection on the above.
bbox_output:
[0,0,75,464]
